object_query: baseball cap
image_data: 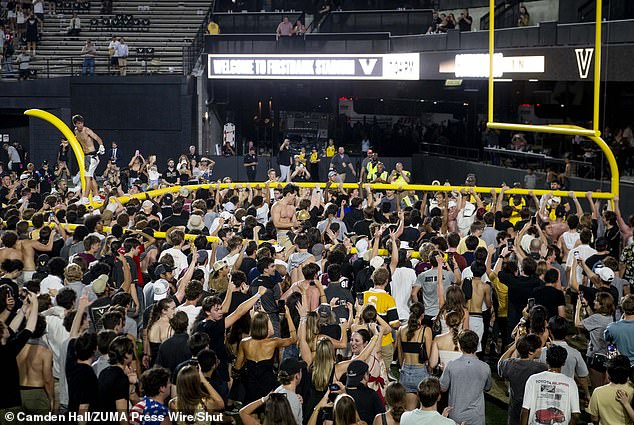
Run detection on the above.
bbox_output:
[596,265,615,282]
[328,170,338,178]
[155,263,175,276]
[162,193,173,205]
[274,245,285,253]
[370,255,384,269]
[317,304,332,319]
[212,260,228,272]
[355,238,369,255]
[279,358,307,375]
[346,360,369,387]
[92,274,109,295]
[179,187,191,198]
[152,279,169,301]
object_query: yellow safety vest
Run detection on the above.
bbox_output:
[207,22,220,34]
[326,146,335,157]
[366,162,379,180]
[373,171,388,182]
[393,170,411,184]
[298,153,307,166]
[309,152,319,163]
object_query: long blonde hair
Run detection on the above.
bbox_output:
[174,365,209,417]
[305,311,320,350]
[312,338,335,392]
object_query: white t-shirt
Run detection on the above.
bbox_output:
[522,371,580,425]
[401,409,455,425]
[40,275,64,296]
[159,247,188,277]
[565,244,597,283]
[561,231,580,251]
[176,303,201,334]
[256,203,269,225]
[34,0,44,14]
[391,267,417,321]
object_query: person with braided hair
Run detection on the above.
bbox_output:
[428,310,463,371]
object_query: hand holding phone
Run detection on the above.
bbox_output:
[527,298,535,310]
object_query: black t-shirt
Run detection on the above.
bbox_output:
[320,323,342,341]
[498,271,543,324]
[244,153,257,171]
[97,365,129,417]
[324,283,354,321]
[585,253,609,271]
[238,257,257,275]
[278,147,291,166]
[155,333,191,376]
[353,219,373,238]
[346,385,385,425]
[66,338,99,414]
[532,285,566,319]
[579,284,619,309]
[163,168,178,184]
[604,226,621,259]
[0,186,10,206]
[0,329,32,409]
[88,296,112,332]
[458,15,472,31]
[195,318,229,382]
[343,209,364,233]
[494,212,514,232]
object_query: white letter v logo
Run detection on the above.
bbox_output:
[575,48,594,79]
[359,59,378,75]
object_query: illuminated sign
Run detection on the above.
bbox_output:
[439,53,545,78]
[207,54,420,80]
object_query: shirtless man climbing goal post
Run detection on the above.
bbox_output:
[72,114,104,202]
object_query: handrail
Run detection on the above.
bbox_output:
[183,0,216,75]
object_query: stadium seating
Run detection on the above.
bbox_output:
[31,0,213,77]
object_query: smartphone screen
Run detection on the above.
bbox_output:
[507,239,514,249]
[531,216,536,225]
[573,251,580,259]
[357,293,364,306]
[278,299,285,312]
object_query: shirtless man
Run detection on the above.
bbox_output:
[465,260,491,354]
[73,114,104,202]
[17,316,55,412]
[0,230,56,281]
[271,184,299,247]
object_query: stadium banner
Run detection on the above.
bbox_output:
[207,53,420,80]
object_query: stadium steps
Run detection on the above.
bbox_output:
[28,0,212,78]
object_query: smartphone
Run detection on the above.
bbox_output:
[573,251,580,259]
[278,299,285,312]
[357,293,364,306]
[49,212,55,220]
[329,384,340,392]
[507,239,514,249]
[528,298,535,310]
[531,216,536,225]
[135,150,140,156]
[337,299,347,307]
[579,291,584,301]
[117,247,126,255]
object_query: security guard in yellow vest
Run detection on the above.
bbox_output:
[389,162,411,184]
[325,138,335,157]
[370,162,389,183]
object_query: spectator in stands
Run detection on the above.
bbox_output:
[67,13,81,36]
[116,37,129,76]
[108,35,118,75]
[221,141,235,157]
[457,9,472,32]
[293,19,306,36]
[330,146,356,183]
[438,13,456,32]
[518,4,530,27]
[33,0,44,29]
[81,40,96,77]
[276,16,293,37]
[278,139,292,182]
[16,47,30,81]
[24,13,38,56]
[101,0,112,15]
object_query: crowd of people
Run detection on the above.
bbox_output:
[0,116,634,425]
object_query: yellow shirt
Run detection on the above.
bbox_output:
[488,272,508,318]
[508,196,526,225]
[298,153,307,166]
[457,236,487,255]
[309,152,319,163]
[588,382,634,425]
[364,288,399,346]
[325,146,335,157]
[207,21,219,34]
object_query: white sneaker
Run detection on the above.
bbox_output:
[81,197,90,205]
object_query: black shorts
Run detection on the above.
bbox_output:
[110,56,118,66]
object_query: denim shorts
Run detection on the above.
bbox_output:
[399,363,430,393]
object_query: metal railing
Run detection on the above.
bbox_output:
[481,2,520,31]
[183,0,216,75]
[1,55,164,79]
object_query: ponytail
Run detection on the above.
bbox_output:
[406,302,425,341]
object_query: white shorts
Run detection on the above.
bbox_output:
[469,315,484,353]
[84,154,99,177]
